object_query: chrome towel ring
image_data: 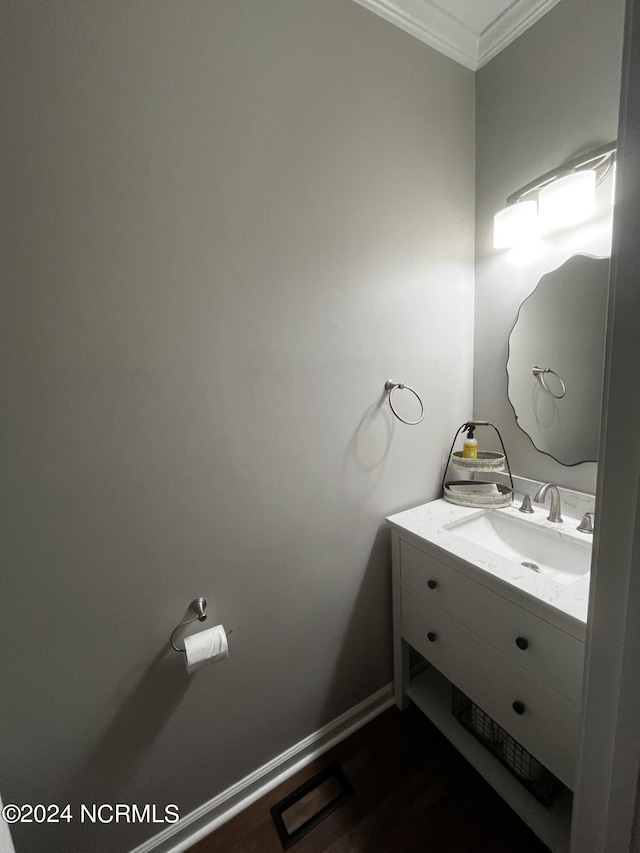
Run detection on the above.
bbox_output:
[385,380,424,425]
[532,366,566,399]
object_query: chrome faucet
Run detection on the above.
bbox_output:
[533,483,563,523]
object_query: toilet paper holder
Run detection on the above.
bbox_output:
[170,598,232,653]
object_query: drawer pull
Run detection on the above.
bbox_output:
[427,579,438,590]
[512,700,526,716]
[427,631,437,642]
[515,636,529,650]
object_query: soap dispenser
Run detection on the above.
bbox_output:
[462,425,478,459]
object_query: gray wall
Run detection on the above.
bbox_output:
[0,2,475,851]
[475,0,626,494]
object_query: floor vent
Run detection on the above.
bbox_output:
[270,761,354,849]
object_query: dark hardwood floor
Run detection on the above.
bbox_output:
[189,703,550,853]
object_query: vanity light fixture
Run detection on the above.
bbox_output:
[493,200,538,249]
[493,141,616,249]
[538,170,596,231]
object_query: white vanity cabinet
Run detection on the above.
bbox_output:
[391,528,586,853]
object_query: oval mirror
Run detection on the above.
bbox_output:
[506,254,610,466]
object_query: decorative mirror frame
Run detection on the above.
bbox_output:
[506,253,610,466]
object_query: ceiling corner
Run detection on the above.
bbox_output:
[353,0,564,72]
[477,0,564,69]
[351,0,478,70]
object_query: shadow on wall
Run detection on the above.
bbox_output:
[10,648,195,853]
[71,647,194,801]
[323,523,394,723]
[342,392,394,479]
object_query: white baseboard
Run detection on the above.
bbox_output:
[129,683,394,853]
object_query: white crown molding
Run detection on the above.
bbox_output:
[477,0,563,68]
[352,0,479,70]
[353,0,564,71]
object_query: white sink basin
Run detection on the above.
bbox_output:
[444,510,592,585]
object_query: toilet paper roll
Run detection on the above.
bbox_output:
[184,625,228,673]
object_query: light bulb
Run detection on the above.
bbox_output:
[493,200,538,249]
[538,170,596,233]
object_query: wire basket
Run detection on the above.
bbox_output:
[451,685,564,807]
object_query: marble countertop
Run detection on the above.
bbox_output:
[387,498,592,640]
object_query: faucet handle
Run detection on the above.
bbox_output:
[577,512,594,534]
[519,492,534,514]
[509,489,534,514]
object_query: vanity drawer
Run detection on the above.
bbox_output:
[401,591,579,788]
[400,540,584,705]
